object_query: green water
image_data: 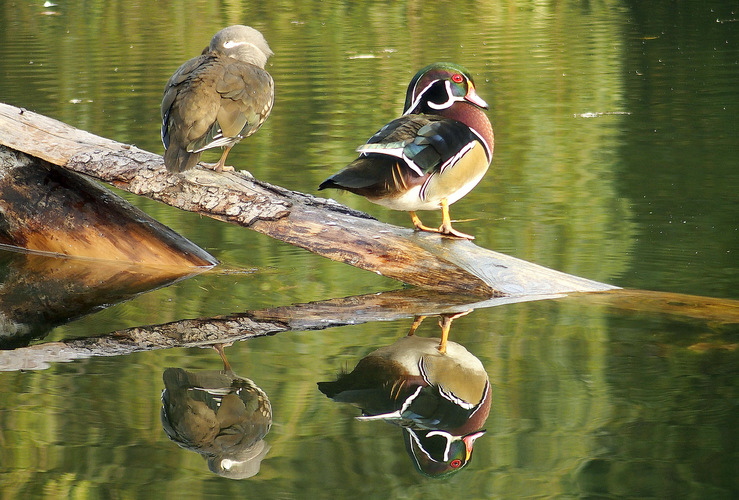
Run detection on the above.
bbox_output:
[1,0,737,498]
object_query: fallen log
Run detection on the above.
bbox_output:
[0,102,617,297]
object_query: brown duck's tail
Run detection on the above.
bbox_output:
[164,145,200,172]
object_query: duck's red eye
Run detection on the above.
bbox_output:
[451,74,464,83]
[450,459,463,468]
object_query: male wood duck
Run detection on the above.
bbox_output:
[161,25,274,173]
[318,314,491,477]
[160,345,272,479]
[318,62,494,239]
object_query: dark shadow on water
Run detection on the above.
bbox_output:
[318,312,491,478]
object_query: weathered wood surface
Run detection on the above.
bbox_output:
[0,102,617,297]
[1,287,736,372]
[0,148,217,268]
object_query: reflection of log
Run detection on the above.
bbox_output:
[0,102,615,297]
[1,288,737,372]
[581,289,739,325]
[0,249,206,347]
[0,148,216,268]
[0,289,559,371]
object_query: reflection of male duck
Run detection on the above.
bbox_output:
[161,345,272,479]
[318,313,491,477]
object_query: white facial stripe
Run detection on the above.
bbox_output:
[405,79,467,114]
[403,80,438,115]
[425,430,454,461]
[407,429,433,462]
[426,81,458,110]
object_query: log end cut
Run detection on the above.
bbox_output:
[0,147,217,270]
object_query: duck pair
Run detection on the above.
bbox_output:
[162,25,494,240]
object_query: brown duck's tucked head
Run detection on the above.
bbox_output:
[209,25,273,68]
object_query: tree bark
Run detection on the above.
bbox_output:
[0,102,617,297]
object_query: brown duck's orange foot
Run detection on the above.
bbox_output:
[216,164,235,173]
[200,162,235,173]
[203,146,236,173]
[414,224,440,233]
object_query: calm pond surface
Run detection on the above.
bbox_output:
[1,0,738,498]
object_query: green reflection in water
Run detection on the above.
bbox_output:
[0,0,737,498]
[1,297,736,498]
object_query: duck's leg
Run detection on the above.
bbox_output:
[407,315,426,336]
[437,310,473,354]
[203,146,235,173]
[212,343,233,371]
[438,198,475,240]
[437,316,451,354]
[410,212,439,233]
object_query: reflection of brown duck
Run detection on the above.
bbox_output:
[318,313,490,477]
[161,25,274,172]
[160,345,272,479]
